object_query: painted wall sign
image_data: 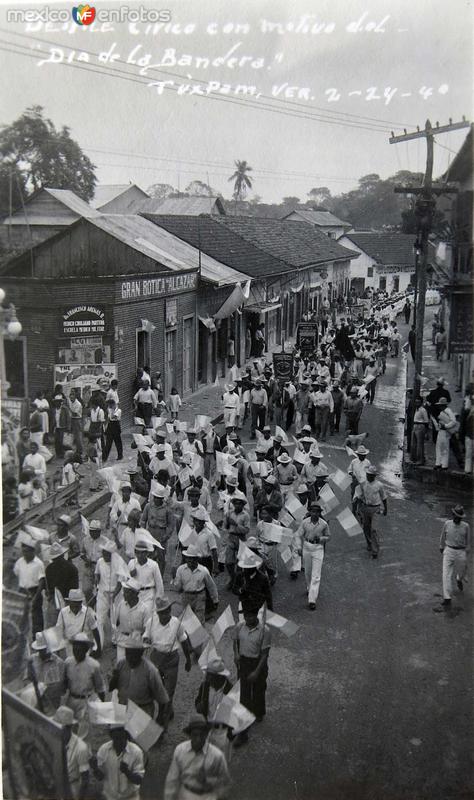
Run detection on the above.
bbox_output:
[118,271,198,302]
[62,305,105,335]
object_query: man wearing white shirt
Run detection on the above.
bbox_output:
[23,441,47,484]
[110,482,141,538]
[103,398,123,462]
[13,538,46,635]
[128,540,164,614]
[348,446,371,501]
[222,384,240,428]
[311,380,334,442]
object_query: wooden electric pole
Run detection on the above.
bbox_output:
[390,117,470,398]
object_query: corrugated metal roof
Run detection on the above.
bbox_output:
[283,209,351,227]
[91,184,148,210]
[140,196,225,216]
[1,187,100,225]
[44,188,101,218]
[90,215,249,284]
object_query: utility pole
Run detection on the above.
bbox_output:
[390,117,469,398]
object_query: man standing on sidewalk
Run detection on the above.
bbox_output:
[434,398,458,470]
[434,505,470,613]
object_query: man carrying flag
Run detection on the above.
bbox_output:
[295,503,330,611]
[232,538,273,614]
[164,715,230,800]
[353,465,388,558]
[232,608,272,746]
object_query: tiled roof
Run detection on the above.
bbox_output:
[140,196,225,215]
[214,216,357,267]
[342,232,417,265]
[142,214,292,277]
[283,209,351,227]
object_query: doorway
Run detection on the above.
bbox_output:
[165,329,177,395]
[183,317,194,395]
[136,330,150,370]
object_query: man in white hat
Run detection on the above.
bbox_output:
[254,474,283,521]
[181,428,205,461]
[109,632,169,722]
[45,541,79,626]
[64,632,106,737]
[348,445,372,501]
[275,453,298,494]
[434,505,471,612]
[435,397,458,470]
[110,482,141,539]
[190,507,219,576]
[128,540,164,614]
[28,632,65,715]
[164,715,230,800]
[222,383,240,428]
[92,722,145,800]
[295,503,330,610]
[353,466,387,558]
[232,609,272,745]
[140,484,175,574]
[149,443,175,481]
[172,544,219,624]
[53,706,90,800]
[80,519,104,600]
[57,588,101,658]
[13,537,46,636]
[50,514,81,561]
[344,387,364,435]
[117,509,143,561]
[112,578,148,661]
[249,378,268,439]
[234,538,273,613]
[145,596,192,721]
[310,379,334,442]
[95,539,127,645]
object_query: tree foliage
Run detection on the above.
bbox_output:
[0,106,96,205]
[228,160,253,201]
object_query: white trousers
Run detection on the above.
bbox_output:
[96,590,113,645]
[465,437,474,473]
[443,546,467,599]
[435,430,450,468]
[223,408,237,427]
[302,543,325,604]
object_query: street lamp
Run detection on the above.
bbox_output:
[0,288,23,400]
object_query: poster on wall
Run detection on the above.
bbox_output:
[54,363,117,403]
[2,689,69,800]
[57,345,111,365]
[62,305,106,336]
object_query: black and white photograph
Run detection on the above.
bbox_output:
[0,0,473,798]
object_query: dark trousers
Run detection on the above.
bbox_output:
[22,588,44,638]
[103,421,123,461]
[199,556,215,614]
[70,418,83,455]
[285,401,295,431]
[150,650,179,724]
[367,379,376,404]
[251,404,266,437]
[139,402,153,427]
[239,655,268,720]
[330,406,342,433]
[345,415,359,435]
[54,428,65,458]
[314,406,330,439]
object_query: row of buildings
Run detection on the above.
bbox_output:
[1,126,471,423]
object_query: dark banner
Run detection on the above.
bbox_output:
[297,322,319,355]
[450,292,474,353]
[273,352,294,383]
[2,590,30,686]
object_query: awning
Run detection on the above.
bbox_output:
[214,283,247,320]
[244,302,282,314]
[199,316,217,332]
[290,282,304,294]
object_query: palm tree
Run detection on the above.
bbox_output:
[228,160,253,202]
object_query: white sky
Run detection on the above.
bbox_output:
[0,0,472,202]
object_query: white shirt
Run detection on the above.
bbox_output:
[96,740,145,800]
[57,605,98,641]
[144,614,187,653]
[110,498,141,529]
[95,558,125,594]
[164,741,230,800]
[13,556,45,589]
[66,733,90,796]
[23,452,47,478]
[90,407,105,423]
[349,457,371,484]
[128,558,163,597]
[106,389,120,404]
[222,392,240,411]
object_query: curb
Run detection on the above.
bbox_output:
[402,461,473,492]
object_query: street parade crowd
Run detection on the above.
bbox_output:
[3,289,471,800]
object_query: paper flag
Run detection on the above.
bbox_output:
[191,453,204,478]
[274,425,289,443]
[237,542,263,569]
[318,484,339,513]
[198,639,220,670]
[80,515,90,538]
[42,626,66,652]
[246,449,257,463]
[284,493,302,516]
[345,445,357,458]
[363,374,376,385]
[126,700,163,751]
[40,543,52,563]
[258,608,300,637]
[178,520,199,548]
[181,605,209,649]
[88,700,127,726]
[212,694,255,735]
[24,525,50,543]
[54,588,65,610]
[211,605,236,643]
[178,467,191,489]
[278,509,295,528]
[358,388,368,399]
[215,452,229,475]
[260,522,293,544]
[293,449,309,465]
[195,415,211,430]
[329,469,352,493]
[277,544,293,567]
[336,507,363,537]
[176,421,188,432]
[134,417,145,426]
[152,416,167,429]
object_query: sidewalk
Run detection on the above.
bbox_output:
[404,305,470,488]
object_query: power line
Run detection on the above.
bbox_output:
[0,37,400,135]
[0,27,412,130]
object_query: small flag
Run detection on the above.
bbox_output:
[284,493,303,516]
[195,415,211,430]
[153,416,167,429]
[260,521,293,544]
[198,639,220,670]
[80,515,90,538]
[24,525,50,543]
[277,544,293,568]
[345,445,357,458]
[176,421,188,432]
[278,509,294,528]
[293,449,309,465]
[42,626,66,652]
[318,485,339,513]
[181,605,209,649]
[336,507,363,537]
[237,541,263,569]
[140,319,156,333]
[258,608,300,637]
[191,453,204,478]
[126,700,163,751]
[211,605,236,643]
[88,700,127,726]
[402,341,410,353]
[212,694,255,735]
[54,588,65,610]
[134,417,146,426]
[178,467,191,489]
[358,388,368,399]
[274,425,288,443]
[362,374,376,385]
[329,469,352,493]
[178,521,199,548]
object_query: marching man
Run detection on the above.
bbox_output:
[295,502,330,610]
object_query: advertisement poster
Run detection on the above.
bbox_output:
[54,363,117,401]
[2,689,69,800]
[57,345,111,365]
